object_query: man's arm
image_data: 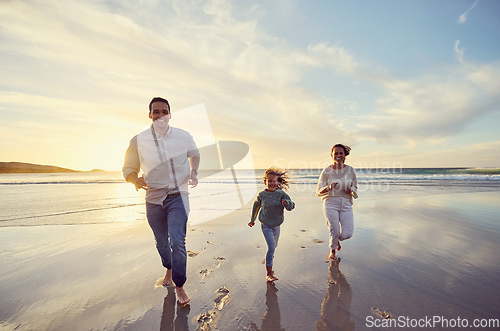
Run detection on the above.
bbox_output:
[123,136,147,190]
[188,155,200,187]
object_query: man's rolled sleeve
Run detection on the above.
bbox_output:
[122,136,140,180]
[186,134,200,159]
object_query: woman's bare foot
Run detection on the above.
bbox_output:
[162,269,173,286]
[329,249,337,260]
[175,286,190,306]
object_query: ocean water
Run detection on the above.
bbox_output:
[1,168,499,227]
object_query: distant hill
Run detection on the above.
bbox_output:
[0,162,79,173]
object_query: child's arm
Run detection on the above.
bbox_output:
[248,195,261,227]
[281,192,295,211]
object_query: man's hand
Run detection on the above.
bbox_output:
[248,222,255,227]
[126,173,147,191]
[134,175,147,191]
[189,174,198,188]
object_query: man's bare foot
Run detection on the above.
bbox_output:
[175,286,190,306]
[162,269,173,286]
[266,274,279,282]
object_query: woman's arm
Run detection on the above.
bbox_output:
[317,169,336,196]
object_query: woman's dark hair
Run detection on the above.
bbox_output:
[330,144,351,157]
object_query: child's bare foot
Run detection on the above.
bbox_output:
[162,269,173,286]
[175,286,190,306]
[265,266,278,282]
[266,274,279,282]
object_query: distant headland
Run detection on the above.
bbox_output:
[0,162,105,173]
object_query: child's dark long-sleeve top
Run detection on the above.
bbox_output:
[250,189,295,226]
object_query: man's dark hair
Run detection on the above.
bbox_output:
[149,97,170,113]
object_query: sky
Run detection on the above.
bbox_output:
[1,0,499,171]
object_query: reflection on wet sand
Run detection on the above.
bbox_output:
[316,260,355,331]
[160,287,191,331]
[250,282,284,331]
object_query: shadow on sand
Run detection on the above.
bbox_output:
[249,282,284,330]
[160,287,191,331]
[316,259,355,330]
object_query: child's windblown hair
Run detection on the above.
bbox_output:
[263,167,292,190]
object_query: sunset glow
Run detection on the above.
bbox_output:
[1,0,499,170]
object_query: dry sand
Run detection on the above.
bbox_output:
[1,186,499,330]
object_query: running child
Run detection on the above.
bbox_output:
[249,167,295,282]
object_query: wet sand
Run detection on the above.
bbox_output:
[1,186,500,330]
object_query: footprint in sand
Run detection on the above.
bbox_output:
[300,245,307,249]
[199,268,213,283]
[372,307,392,320]
[213,287,230,310]
[300,229,307,232]
[313,239,325,244]
[197,310,217,329]
[196,287,230,329]
[187,250,199,257]
[214,256,226,268]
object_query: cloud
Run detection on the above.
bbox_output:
[454,40,465,64]
[356,42,500,144]
[306,43,361,75]
[0,0,345,104]
[458,0,480,24]
[1,0,498,169]
[0,0,361,168]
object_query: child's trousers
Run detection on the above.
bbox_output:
[261,224,280,267]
